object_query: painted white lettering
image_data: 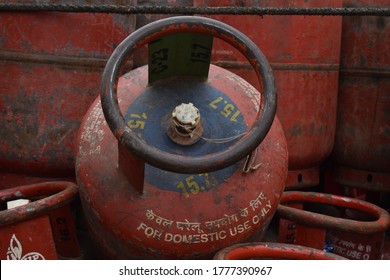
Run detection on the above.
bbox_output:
[137,222,162,240]
[164,233,173,242]
[137,223,147,231]
[252,214,260,225]
[201,234,208,243]
[164,233,218,244]
[229,221,252,236]
[333,246,346,255]
[346,250,361,259]
[229,227,238,236]
[173,234,182,243]
[243,221,251,230]
[339,240,356,249]
[260,207,269,217]
[219,231,227,240]
[144,227,154,237]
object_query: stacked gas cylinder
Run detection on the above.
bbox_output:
[0,0,389,260]
[0,4,137,259]
[196,0,390,260]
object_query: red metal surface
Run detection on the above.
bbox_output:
[277,191,390,259]
[0,5,136,177]
[0,181,79,259]
[0,171,75,190]
[331,0,390,192]
[213,242,347,260]
[76,62,288,259]
[0,215,57,260]
[48,205,81,259]
[192,0,342,189]
[324,164,387,203]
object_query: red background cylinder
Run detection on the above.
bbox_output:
[331,0,390,192]
[0,1,136,178]
[189,0,342,188]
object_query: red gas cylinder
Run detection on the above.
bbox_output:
[191,0,342,189]
[331,0,390,193]
[0,2,136,177]
[75,16,288,259]
[277,191,390,260]
[0,182,80,260]
[214,242,346,260]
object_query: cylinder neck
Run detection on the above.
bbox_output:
[167,103,204,146]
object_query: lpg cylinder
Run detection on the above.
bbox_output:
[191,0,342,189]
[0,1,136,178]
[331,0,390,192]
[75,16,288,259]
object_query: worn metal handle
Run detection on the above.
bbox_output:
[0,181,78,227]
[101,16,276,174]
[277,191,390,235]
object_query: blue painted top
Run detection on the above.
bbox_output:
[124,77,247,196]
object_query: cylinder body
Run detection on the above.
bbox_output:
[76,65,288,259]
[332,0,390,192]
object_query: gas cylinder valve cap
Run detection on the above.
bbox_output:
[172,103,200,126]
[168,103,204,146]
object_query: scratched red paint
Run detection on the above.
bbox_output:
[0,6,136,177]
[331,0,390,192]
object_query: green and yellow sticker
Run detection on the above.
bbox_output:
[148,33,213,84]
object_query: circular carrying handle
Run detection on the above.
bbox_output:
[213,242,347,260]
[101,16,276,174]
[277,191,390,235]
[0,181,78,227]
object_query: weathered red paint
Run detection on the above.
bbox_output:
[0,5,136,177]
[0,181,80,260]
[277,191,390,259]
[331,0,390,192]
[214,242,346,260]
[0,171,76,190]
[49,205,81,259]
[1,215,57,260]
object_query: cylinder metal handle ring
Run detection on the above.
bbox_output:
[101,16,276,174]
